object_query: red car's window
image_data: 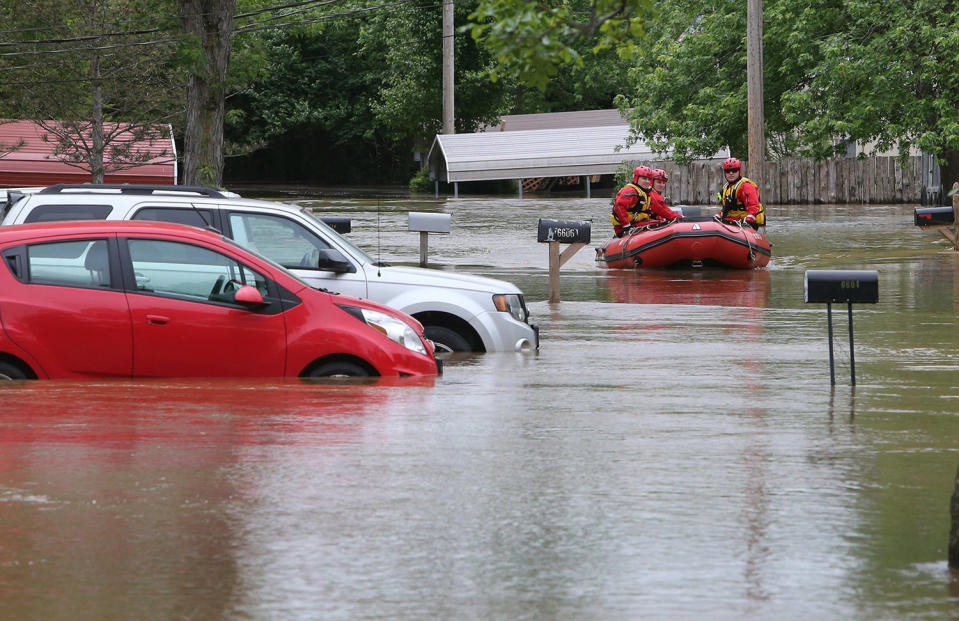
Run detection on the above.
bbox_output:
[126,239,268,303]
[25,239,112,289]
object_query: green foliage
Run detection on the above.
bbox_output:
[617,1,755,163]
[619,0,959,175]
[467,0,653,91]
[359,0,509,147]
[409,165,433,194]
[225,0,512,183]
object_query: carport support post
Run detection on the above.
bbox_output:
[584,175,591,199]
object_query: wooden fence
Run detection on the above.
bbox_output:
[630,156,925,205]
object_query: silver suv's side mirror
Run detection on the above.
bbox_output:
[316,248,356,274]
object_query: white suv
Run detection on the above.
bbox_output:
[1,184,538,353]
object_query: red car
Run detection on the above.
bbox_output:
[0,220,439,379]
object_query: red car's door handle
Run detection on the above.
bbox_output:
[145,315,169,325]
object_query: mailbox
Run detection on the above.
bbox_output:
[914,206,954,227]
[804,270,878,304]
[537,218,591,244]
[408,212,451,234]
[320,216,351,234]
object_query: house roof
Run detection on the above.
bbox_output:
[0,120,176,187]
[428,113,651,183]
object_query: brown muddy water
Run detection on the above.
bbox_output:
[2,195,959,619]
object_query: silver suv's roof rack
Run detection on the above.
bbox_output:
[38,183,227,198]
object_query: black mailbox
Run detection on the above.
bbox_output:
[805,270,878,304]
[914,206,954,227]
[321,217,351,234]
[537,218,591,244]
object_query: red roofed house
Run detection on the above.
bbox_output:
[0,120,176,187]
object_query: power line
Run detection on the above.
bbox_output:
[0,0,340,41]
[0,0,435,58]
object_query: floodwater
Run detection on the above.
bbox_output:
[2,195,959,619]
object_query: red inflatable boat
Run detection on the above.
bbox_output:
[595,213,771,269]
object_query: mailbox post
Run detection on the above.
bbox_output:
[537,218,591,303]
[804,269,879,385]
[408,212,451,267]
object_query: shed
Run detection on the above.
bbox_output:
[0,120,176,187]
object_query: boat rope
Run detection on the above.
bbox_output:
[715,215,757,263]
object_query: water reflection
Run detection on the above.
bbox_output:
[604,268,771,307]
[2,200,959,619]
[0,378,439,619]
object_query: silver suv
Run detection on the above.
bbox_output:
[1,184,538,353]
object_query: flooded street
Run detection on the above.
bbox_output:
[2,195,959,619]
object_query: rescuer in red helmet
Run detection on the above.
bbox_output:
[610,165,682,237]
[651,168,670,204]
[717,157,765,229]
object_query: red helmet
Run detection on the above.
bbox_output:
[652,168,668,181]
[633,165,654,184]
[722,157,742,171]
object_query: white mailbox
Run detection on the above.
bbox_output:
[408,212,451,234]
[408,212,451,266]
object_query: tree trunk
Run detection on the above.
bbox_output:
[178,0,235,187]
[90,52,105,184]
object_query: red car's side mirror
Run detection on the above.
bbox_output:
[234,285,266,307]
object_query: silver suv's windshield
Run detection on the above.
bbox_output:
[220,235,313,290]
[298,207,378,264]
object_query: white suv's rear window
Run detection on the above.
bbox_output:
[24,204,113,223]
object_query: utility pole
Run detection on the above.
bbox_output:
[746,0,764,179]
[442,0,455,134]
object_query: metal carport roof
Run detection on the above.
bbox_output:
[428,123,652,183]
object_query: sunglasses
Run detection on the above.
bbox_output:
[724,168,740,174]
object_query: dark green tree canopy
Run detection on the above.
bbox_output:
[617,0,959,181]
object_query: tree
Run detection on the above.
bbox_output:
[178,0,236,187]
[467,0,654,91]
[3,0,180,183]
[360,0,509,145]
[224,0,514,184]
[777,0,959,190]
[619,0,959,193]
[615,0,795,162]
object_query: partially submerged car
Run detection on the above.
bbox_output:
[0,220,438,379]
[1,184,539,354]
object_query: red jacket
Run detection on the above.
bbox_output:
[612,183,680,235]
